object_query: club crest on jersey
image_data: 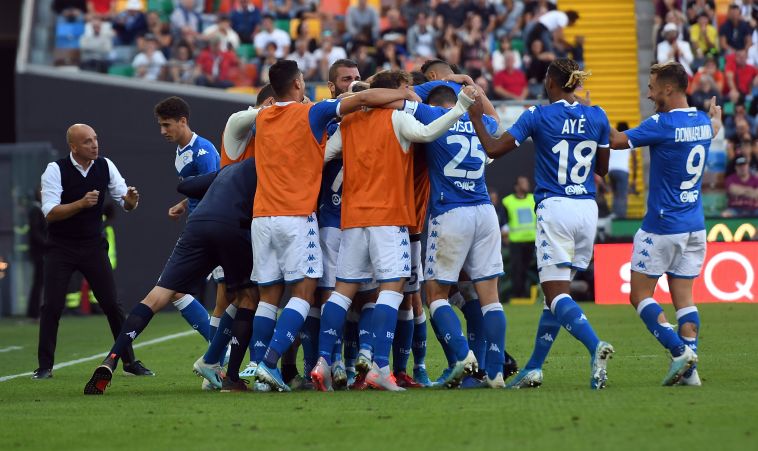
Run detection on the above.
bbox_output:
[564,184,588,196]
[331,193,341,206]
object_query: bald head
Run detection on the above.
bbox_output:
[66,123,99,163]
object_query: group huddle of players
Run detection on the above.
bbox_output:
[84,55,720,395]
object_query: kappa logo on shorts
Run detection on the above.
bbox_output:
[307,254,317,262]
[432,218,440,225]
[403,264,410,271]
[399,227,407,233]
[430,231,438,238]
[402,252,410,259]
[643,237,654,245]
[427,267,433,276]
[542,254,551,261]
[307,242,317,249]
[636,261,647,270]
[428,255,435,263]
[307,267,315,275]
[538,204,546,210]
[430,243,436,250]
[401,239,408,246]
[537,215,544,222]
[541,240,549,247]
[307,216,315,223]
[308,228,317,236]
[639,249,650,257]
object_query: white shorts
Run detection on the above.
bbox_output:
[425,204,504,284]
[631,229,707,279]
[336,226,411,283]
[536,197,597,283]
[318,227,341,289]
[251,213,323,285]
[403,239,424,294]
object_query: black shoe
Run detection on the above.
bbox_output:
[220,376,249,392]
[504,352,519,380]
[32,368,52,379]
[123,360,155,376]
[84,365,113,395]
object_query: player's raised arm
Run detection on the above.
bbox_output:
[708,95,723,137]
[469,96,520,159]
[339,88,414,116]
[324,126,343,163]
[392,86,477,148]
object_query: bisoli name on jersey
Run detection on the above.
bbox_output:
[449,120,476,134]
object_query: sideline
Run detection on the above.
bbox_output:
[0,330,194,382]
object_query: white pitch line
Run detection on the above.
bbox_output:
[0,346,23,353]
[0,330,195,382]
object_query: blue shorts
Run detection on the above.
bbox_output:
[157,220,254,294]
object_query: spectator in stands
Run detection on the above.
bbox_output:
[738,0,758,23]
[291,0,318,20]
[407,12,437,60]
[526,8,579,57]
[171,0,202,13]
[231,0,261,44]
[435,0,467,28]
[607,122,638,219]
[720,4,753,53]
[268,0,293,20]
[54,1,86,66]
[167,42,196,84]
[401,0,432,26]
[353,44,377,77]
[257,42,279,85]
[195,36,239,88]
[170,0,203,39]
[112,0,147,45]
[254,13,290,58]
[145,11,172,55]
[346,0,380,43]
[654,0,683,40]
[657,9,690,44]
[686,0,715,25]
[493,51,527,101]
[460,14,489,73]
[203,14,240,51]
[689,74,721,111]
[288,38,317,81]
[132,34,166,81]
[725,101,756,140]
[294,20,319,53]
[79,15,114,73]
[435,23,463,68]
[689,56,725,94]
[491,35,522,73]
[690,11,719,64]
[723,156,758,217]
[525,38,553,97]
[657,22,694,76]
[466,0,498,35]
[376,40,403,72]
[724,48,758,102]
[314,30,347,80]
[378,8,407,53]
[495,0,525,39]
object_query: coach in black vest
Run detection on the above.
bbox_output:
[33,124,153,379]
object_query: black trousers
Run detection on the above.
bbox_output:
[509,241,535,298]
[37,237,135,370]
[26,254,44,319]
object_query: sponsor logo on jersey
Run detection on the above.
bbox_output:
[454,180,477,191]
[564,184,589,196]
[331,193,341,206]
[680,190,699,203]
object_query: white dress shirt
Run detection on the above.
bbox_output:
[41,153,129,217]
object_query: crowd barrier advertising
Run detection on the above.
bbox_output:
[594,242,758,304]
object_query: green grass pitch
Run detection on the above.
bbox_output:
[1,303,757,450]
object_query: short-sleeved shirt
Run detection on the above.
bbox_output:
[175,133,221,213]
[406,102,499,217]
[494,69,527,97]
[625,107,712,234]
[507,100,610,203]
[725,172,758,210]
[719,19,753,50]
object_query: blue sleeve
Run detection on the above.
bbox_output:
[625,115,667,148]
[408,102,445,124]
[507,107,537,144]
[309,99,341,141]
[193,141,220,175]
[413,80,462,102]
[482,114,499,136]
[596,108,610,147]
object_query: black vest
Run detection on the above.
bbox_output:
[47,157,110,243]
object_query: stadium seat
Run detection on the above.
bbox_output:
[236,43,255,62]
[702,191,727,217]
[107,64,135,77]
[275,19,290,33]
[320,0,349,16]
[290,18,322,40]
[510,37,525,53]
[147,0,173,19]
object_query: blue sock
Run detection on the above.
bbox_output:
[482,303,506,379]
[370,291,404,368]
[344,311,359,368]
[525,307,561,370]
[203,305,237,364]
[677,306,700,376]
[551,295,600,355]
[461,299,486,367]
[392,309,414,373]
[430,299,469,361]
[637,298,685,357]
[250,301,277,363]
[300,307,320,374]
[318,292,351,365]
[358,303,375,353]
[263,297,310,369]
[430,311,456,367]
[174,295,211,341]
[208,316,220,342]
[412,310,427,368]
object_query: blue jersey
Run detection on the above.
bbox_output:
[508,100,610,203]
[626,108,712,234]
[414,80,462,103]
[175,133,220,213]
[408,102,499,217]
[318,119,343,228]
